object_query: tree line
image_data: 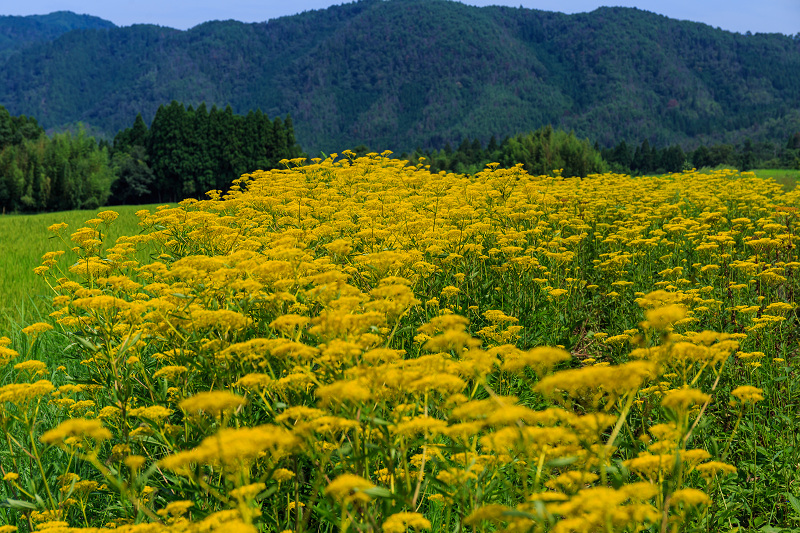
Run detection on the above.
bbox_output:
[0,108,113,212]
[110,101,303,204]
[0,102,304,212]
[406,126,608,177]
[404,130,800,177]
[601,136,800,175]
[1,101,799,214]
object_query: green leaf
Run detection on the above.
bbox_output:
[364,416,390,426]
[787,493,800,516]
[545,456,577,468]
[363,487,393,498]
[0,498,36,509]
[72,335,99,352]
[116,331,142,359]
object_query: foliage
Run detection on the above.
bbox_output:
[0,106,44,150]
[124,102,304,203]
[0,122,114,213]
[412,127,607,178]
[3,154,800,531]
[603,134,800,175]
[0,101,304,212]
[498,127,607,177]
[1,1,799,152]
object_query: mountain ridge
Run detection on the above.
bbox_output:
[1,0,798,153]
[0,11,115,61]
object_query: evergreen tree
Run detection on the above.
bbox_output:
[691,145,712,169]
[660,145,686,173]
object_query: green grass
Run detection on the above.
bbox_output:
[751,168,800,190]
[0,204,164,334]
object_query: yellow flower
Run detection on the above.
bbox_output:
[324,474,375,504]
[644,304,687,329]
[272,468,296,483]
[153,365,189,380]
[96,210,119,223]
[0,346,18,366]
[660,388,710,411]
[670,488,711,507]
[316,379,372,406]
[391,416,448,437]
[535,360,656,402]
[500,345,571,375]
[21,323,54,336]
[603,334,631,346]
[124,455,146,471]
[230,482,266,501]
[383,512,432,533]
[157,500,194,518]
[128,405,174,423]
[464,504,510,526]
[179,390,248,417]
[440,285,461,298]
[72,295,130,311]
[47,222,68,233]
[695,461,737,479]
[324,238,353,256]
[40,418,111,446]
[483,309,518,324]
[160,425,298,473]
[13,360,47,378]
[287,501,305,513]
[0,380,54,406]
[731,385,764,404]
[270,314,310,335]
[98,405,122,420]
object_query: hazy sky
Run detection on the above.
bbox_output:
[3,0,798,36]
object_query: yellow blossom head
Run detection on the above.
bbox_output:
[324,474,375,504]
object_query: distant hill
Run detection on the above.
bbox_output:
[0,0,798,153]
[0,11,115,61]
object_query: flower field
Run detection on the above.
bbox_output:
[3,151,800,532]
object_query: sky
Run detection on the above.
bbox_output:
[2,0,798,36]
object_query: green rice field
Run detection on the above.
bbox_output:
[0,204,163,332]
[751,168,800,190]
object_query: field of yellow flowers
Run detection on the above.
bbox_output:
[2,151,800,532]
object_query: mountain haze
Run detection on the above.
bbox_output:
[0,0,798,153]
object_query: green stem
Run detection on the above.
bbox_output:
[719,408,745,461]
[602,391,636,485]
[29,430,57,509]
[749,405,757,526]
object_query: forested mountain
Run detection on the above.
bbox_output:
[0,11,115,61]
[1,0,799,153]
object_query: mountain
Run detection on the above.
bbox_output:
[0,0,798,153]
[0,11,115,61]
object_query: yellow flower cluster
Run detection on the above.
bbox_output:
[22,155,791,531]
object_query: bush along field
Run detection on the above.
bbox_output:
[4,151,800,533]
